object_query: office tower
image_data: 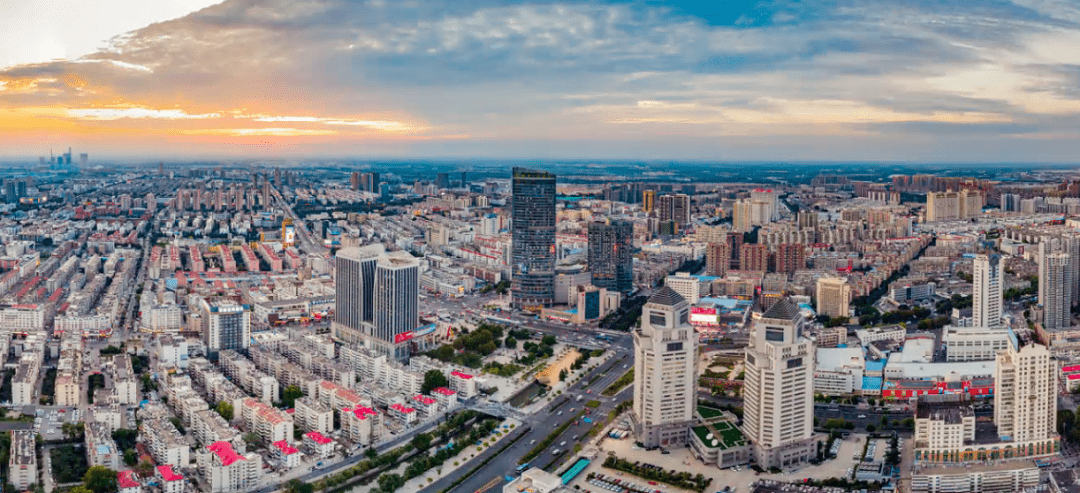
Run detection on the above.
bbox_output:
[335,245,385,330]
[461,171,468,189]
[435,172,449,189]
[739,244,768,273]
[642,190,656,214]
[774,243,806,275]
[511,167,556,311]
[816,276,851,318]
[743,298,815,469]
[79,153,88,166]
[658,194,690,226]
[705,242,730,277]
[368,172,380,193]
[1039,241,1072,330]
[274,168,282,188]
[379,182,391,202]
[973,253,1003,327]
[200,300,251,359]
[262,181,271,208]
[631,287,698,448]
[994,340,1055,443]
[371,251,420,361]
[350,172,360,190]
[587,220,634,294]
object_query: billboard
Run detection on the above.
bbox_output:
[690,307,719,326]
[394,331,414,344]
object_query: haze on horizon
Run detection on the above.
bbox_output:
[3,0,1080,163]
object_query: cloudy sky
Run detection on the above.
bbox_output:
[2,0,1080,162]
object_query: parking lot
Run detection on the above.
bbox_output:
[33,407,83,440]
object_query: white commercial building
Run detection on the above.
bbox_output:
[631,287,698,449]
[813,347,864,396]
[743,298,815,469]
[942,326,1013,362]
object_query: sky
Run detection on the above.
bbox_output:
[2,0,1080,162]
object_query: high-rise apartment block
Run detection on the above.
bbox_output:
[973,253,1003,327]
[815,276,850,319]
[632,288,698,448]
[658,194,691,226]
[740,244,769,272]
[926,189,984,222]
[774,243,806,275]
[995,341,1056,444]
[705,242,730,277]
[587,220,634,293]
[743,299,815,469]
[511,168,557,311]
[1039,241,1072,330]
[642,190,656,214]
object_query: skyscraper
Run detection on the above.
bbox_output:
[1039,241,1072,330]
[973,253,1003,327]
[705,242,730,277]
[350,172,360,190]
[739,244,768,273]
[511,167,556,311]
[333,245,417,361]
[588,220,634,294]
[774,243,806,275]
[743,298,815,469]
[816,276,851,318]
[435,172,449,189]
[371,251,420,361]
[995,340,1056,444]
[274,168,282,188]
[632,287,698,448]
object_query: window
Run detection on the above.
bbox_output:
[667,342,683,352]
[650,313,667,326]
[787,358,803,369]
[766,329,784,342]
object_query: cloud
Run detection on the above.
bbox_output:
[1,0,1080,160]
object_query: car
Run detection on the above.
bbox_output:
[857,414,867,419]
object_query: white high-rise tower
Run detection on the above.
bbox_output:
[994,340,1056,444]
[632,287,698,449]
[1039,240,1072,330]
[743,298,815,469]
[973,253,1003,327]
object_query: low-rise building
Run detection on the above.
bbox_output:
[191,409,243,449]
[144,417,191,467]
[294,397,333,434]
[388,403,418,425]
[913,400,976,455]
[449,370,477,398]
[502,468,573,493]
[156,465,185,493]
[341,406,380,446]
[272,440,301,469]
[431,387,457,408]
[813,347,865,396]
[118,470,141,493]
[855,325,906,346]
[240,397,294,444]
[942,326,1014,362]
[303,431,334,458]
[86,422,122,470]
[199,441,263,493]
[910,461,1039,493]
[9,430,37,490]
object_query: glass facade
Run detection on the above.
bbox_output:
[511,167,556,311]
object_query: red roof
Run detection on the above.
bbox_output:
[1068,374,1080,380]
[450,371,473,380]
[390,403,416,414]
[208,441,244,466]
[118,470,139,488]
[272,440,299,455]
[1063,365,1080,373]
[346,406,378,420]
[305,431,332,445]
[157,465,183,482]
[432,387,456,396]
[414,395,436,405]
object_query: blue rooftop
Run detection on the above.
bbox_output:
[865,360,886,372]
[862,376,883,390]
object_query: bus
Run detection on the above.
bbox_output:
[516,463,530,474]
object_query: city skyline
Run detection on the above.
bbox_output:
[2,0,1080,161]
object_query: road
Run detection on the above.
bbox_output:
[419,331,635,493]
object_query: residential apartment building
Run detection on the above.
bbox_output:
[199,441,263,493]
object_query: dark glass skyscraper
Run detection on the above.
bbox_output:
[588,220,634,293]
[512,167,556,311]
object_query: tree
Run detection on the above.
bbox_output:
[285,479,314,493]
[421,370,450,394]
[559,369,568,382]
[542,335,557,346]
[365,447,379,459]
[83,466,118,493]
[243,432,262,449]
[135,459,154,477]
[504,337,517,350]
[216,401,234,421]
[866,424,876,433]
[282,386,303,408]
[123,449,138,466]
[411,433,433,451]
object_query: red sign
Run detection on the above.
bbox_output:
[691,307,717,316]
[394,331,414,344]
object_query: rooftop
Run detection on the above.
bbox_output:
[208,441,244,466]
[157,465,183,482]
[916,459,1038,475]
[272,440,299,455]
[305,431,332,445]
[647,286,685,307]
[917,401,974,423]
[761,297,800,321]
[118,470,139,489]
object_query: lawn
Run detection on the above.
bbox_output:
[697,406,724,419]
[692,422,746,450]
